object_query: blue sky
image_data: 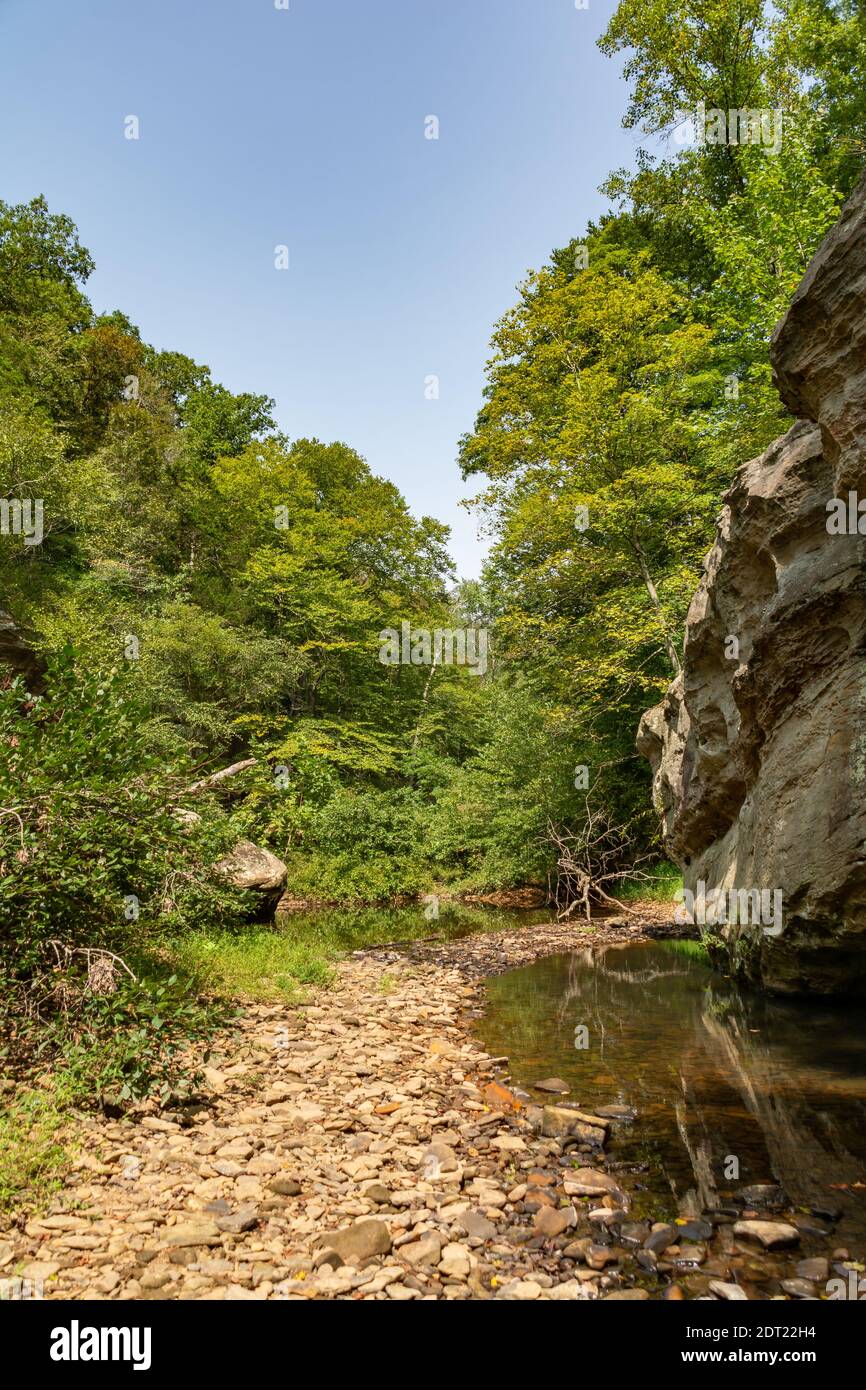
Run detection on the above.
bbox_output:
[0,0,639,577]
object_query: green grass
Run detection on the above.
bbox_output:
[170,928,336,1003]
[617,862,683,903]
[661,938,711,964]
[0,1085,71,1215]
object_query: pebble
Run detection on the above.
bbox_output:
[7,920,855,1303]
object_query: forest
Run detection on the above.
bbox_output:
[2,0,865,1188]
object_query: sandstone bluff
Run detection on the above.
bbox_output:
[638,170,866,996]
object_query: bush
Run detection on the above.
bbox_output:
[0,652,247,1096]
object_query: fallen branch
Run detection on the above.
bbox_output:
[187,759,258,794]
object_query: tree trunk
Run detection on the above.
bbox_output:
[633,542,682,676]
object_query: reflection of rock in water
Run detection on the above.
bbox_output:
[690,984,866,1223]
[478,940,866,1240]
[560,944,866,1224]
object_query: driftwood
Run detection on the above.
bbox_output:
[547,794,653,922]
[187,758,258,795]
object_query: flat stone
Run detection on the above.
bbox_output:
[563,1168,625,1202]
[314,1219,392,1266]
[709,1280,748,1301]
[422,1141,459,1176]
[644,1224,676,1254]
[490,1134,527,1153]
[498,1279,542,1300]
[533,1078,570,1094]
[215,1206,259,1235]
[458,1210,497,1241]
[586,1244,619,1270]
[781,1279,817,1298]
[733,1220,800,1250]
[361,1182,393,1205]
[438,1243,472,1279]
[162,1222,222,1248]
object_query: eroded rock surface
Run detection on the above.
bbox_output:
[215,839,288,917]
[638,171,866,994]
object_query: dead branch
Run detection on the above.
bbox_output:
[187,758,258,794]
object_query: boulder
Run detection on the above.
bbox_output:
[638,169,866,995]
[215,838,288,917]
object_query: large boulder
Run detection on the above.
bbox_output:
[215,838,288,918]
[638,170,866,995]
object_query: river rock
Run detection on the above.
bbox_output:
[733,1220,801,1250]
[564,1168,626,1204]
[458,1210,497,1241]
[637,168,866,995]
[533,1205,574,1238]
[400,1232,443,1267]
[313,1219,393,1265]
[709,1280,748,1301]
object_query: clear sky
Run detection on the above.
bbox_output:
[0,0,639,578]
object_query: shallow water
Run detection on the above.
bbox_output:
[476,939,866,1249]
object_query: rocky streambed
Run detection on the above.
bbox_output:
[5,916,863,1301]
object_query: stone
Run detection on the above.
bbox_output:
[563,1168,626,1204]
[604,1288,650,1300]
[796,1257,829,1282]
[422,1141,459,1176]
[586,1244,619,1270]
[498,1279,542,1300]
[733,1220,800,1250]
[215,1206,259,1235]
[361,1182,393,1206]
[709,1280,748,1301]
[268,1175,301,1196]
[457,1210,497,1242]
[644,1223,678,1256]
[541,1106,609,1139]
[782,1279,817,1298]
[594,1104,636,1121]
[533,1078,570,1094]
[400,1232,443,1267]
[313,1219,392,1265]
[533,1205,574,1238]
[214,839,288,916]
[490,1134,526,1153]
[162,1221,222,1248]
[438,1243,472,1279]
[638,169,866,995]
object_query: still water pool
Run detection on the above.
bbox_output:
[475,939,866,1247]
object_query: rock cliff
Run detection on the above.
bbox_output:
[638,171,866,995]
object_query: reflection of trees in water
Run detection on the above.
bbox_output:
[556,943,695,1065]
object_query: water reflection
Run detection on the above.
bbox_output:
[477,940,866,1243]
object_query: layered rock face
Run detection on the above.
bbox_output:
[638,172,866,995]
